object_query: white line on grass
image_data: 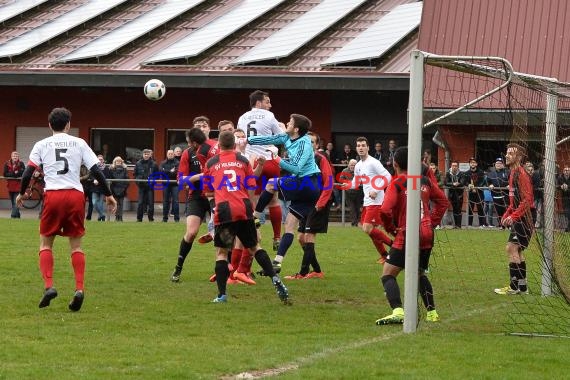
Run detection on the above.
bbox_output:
[221,303,505,379]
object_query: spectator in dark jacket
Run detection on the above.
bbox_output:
[134,149,158,222]
[558,165,570,232]
[4,151,25,218]
[463,157,487,227]
[91,155,111,221]
[159,149,180,222]
[109,156,129,222]
[445,160,466,228]
[487,157,510,227]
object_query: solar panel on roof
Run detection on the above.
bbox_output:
[0,0,50,24]
[321,1,423,66]
[0,0,128,59]
[230,0,367,65]
[57,0,206,63]
[144,0,286,64]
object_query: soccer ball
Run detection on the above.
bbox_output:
[143,79,166,101]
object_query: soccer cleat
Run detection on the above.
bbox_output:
[171,266,182,282]
[38,287,58,308]
[212,294,227,303]
[305,271,324,279]
[68,290,84,312]
[233,271,256,285]
[375,307,405,325]
[198,233,213,244]
[285,273,308,280]
[254,216,261,229]
[272,277,289,303]
[426,309,439,322]
[494,286,520,295]
[273,238,280,252]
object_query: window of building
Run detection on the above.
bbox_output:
[91,129,154,165]
[166,129,187,151]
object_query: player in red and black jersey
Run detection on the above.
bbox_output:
[375,147,448,325]
[494,143,534,295]
[169,128,212,283]
[202,131,289,303]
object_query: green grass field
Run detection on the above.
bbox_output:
[1,219,569,379]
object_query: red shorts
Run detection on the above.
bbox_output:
[361,205,382,226]
[40,189,86,237]
[253,159,280,195]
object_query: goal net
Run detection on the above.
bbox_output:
[405,50,570,336]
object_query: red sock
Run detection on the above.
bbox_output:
[39,249,54,289]
[230,248,242,273]
[269,205,282,239]
[238,249,253,274]
[71,251,85,291]
[368,230,388,255]
[370,228,392,246]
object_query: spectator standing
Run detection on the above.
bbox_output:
[487,157,510,228]
[532,160,545,227]
[445,160,466,228]
[91,155,110,221]
[160,149,180,222]
[108,156,129,222]
[464,157,487,227]
[134,149,158,222]
[558,165,570,232]
[173,146,183,162]
[385,139,398,175]
[339,159,363,226]
[4,151,25,218]
[100,143,112,164]
[340,143,357,166]
[372,142,384,162]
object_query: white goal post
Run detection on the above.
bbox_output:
[404,50,565,333]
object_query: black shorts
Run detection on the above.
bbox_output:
[277,175,320,220]
[298,203,331,234]
[214,219,258,250]
[386,247,432,272]
[185,197,211,219]
[508,217,533,249]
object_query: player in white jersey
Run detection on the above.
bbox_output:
[237,90,284,250]
[342,137,393,263]
[16,107,117,312]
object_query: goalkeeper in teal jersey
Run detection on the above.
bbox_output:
[247,113,321,221]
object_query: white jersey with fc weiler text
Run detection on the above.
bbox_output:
[28,133,99,192]
[237,108,282,159]
[352,155,392,206]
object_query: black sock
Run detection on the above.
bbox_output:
[305,243,321,273]
[381,275,402,309]
[215,260,229,297]
[277,233,294,257]
[254,249,275,277]
[300,245,313,276]
[518,261,527,292]
[177,238,193,268]
[419,275,435,311]
[255,190,274,213]
[509,262,518,290]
